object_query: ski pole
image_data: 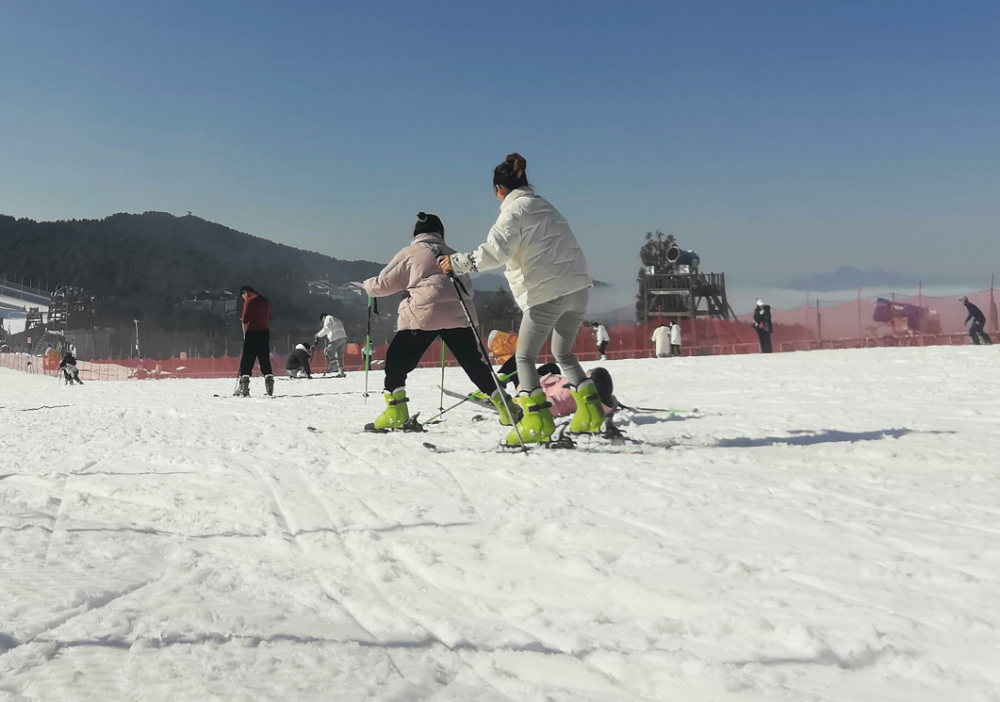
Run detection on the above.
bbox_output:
[422,371,517,426]
[363,295,373,403]
[423,394,473,426]
[439,341,446,414]
[446,274,528,454]
[618,403,692,414]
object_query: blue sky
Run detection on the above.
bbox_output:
[1,0,998,301]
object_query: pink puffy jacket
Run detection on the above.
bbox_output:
[363,233,479,331]
[520,373,614,418]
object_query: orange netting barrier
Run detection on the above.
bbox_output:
[3,287,995,380]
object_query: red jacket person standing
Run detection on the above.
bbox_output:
[237,285,274,396]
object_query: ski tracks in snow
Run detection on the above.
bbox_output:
[3,350,1000,701]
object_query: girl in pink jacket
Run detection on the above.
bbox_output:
[362,213,517,431]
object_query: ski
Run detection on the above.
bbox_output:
[618,403,696,414]
[363,413,426,433]
[440,386,496,410]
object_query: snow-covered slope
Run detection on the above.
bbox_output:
[2,347,999,701]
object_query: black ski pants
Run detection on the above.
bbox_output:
[969,321,992,345]
[384,327,495,395]
[756,328,772,354]
[239,330,274,377]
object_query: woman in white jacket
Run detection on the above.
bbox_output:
[439,153,604,445]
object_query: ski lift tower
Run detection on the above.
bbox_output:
[637,244,735,323]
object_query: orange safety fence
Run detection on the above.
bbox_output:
[3,286,995,380]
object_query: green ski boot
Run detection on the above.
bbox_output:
[506,390,555,445]
[491,388,523,426]
[371,387,409,431]
[569,379,607,434]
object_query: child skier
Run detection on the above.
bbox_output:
[439,153,603,445]
[490,361,618,420]
[361,213,517,431]
[285,342,313,379]
[316,313,348,376]
[59,350,84,385]
[592,322,611,360]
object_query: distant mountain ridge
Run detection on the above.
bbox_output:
[786,266,920,292]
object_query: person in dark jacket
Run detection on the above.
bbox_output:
[59,350,84,385]
[753,299,773,353]
[960,296,992,345]
[237,286,275,396]
[286,343,313,379]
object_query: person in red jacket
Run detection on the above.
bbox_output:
[237,285,274,397]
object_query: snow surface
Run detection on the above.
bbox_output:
[2,347,999,701]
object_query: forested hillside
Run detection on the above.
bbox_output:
[0,211,520,358]
[0,211,383,326]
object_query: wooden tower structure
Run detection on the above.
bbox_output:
[637,245,736,323]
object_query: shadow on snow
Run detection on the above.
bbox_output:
[713,428,956,448]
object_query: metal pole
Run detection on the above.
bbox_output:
[918,281,923,340]
[858,287,862,339]
[439,341,447,414]
[816,301,821,342]
[364,296,373,402]
[447,274,527,453]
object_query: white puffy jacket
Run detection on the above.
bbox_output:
[594,324,610,344]
[449,186,592,310]
[651,326,671,356]
[316,315,347,343]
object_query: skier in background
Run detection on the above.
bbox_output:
[285,342,313,379]
[592,322,611,360]
[362,338,376,368]
[59,349,84,385]
[753,299,773,354]
[315,312,347,376]
[651,322,671,358]
[362,212,516,431]
[960,296,992,345]
[670,320,682,357]
[439,152,604,445]
[237,285,275,397]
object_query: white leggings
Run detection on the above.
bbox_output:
[515,287,589,393]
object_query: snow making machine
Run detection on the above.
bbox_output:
[870,297,941,339]
[637,243,735,323]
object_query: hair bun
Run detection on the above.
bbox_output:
[505,152,527,176]
[416,212,427,221]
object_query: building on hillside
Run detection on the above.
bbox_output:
[308,280,367,304]
[177,290,238,317]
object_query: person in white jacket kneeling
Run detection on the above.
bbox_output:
[438,153,605,445]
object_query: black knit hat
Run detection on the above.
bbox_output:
[413,212,444,238]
